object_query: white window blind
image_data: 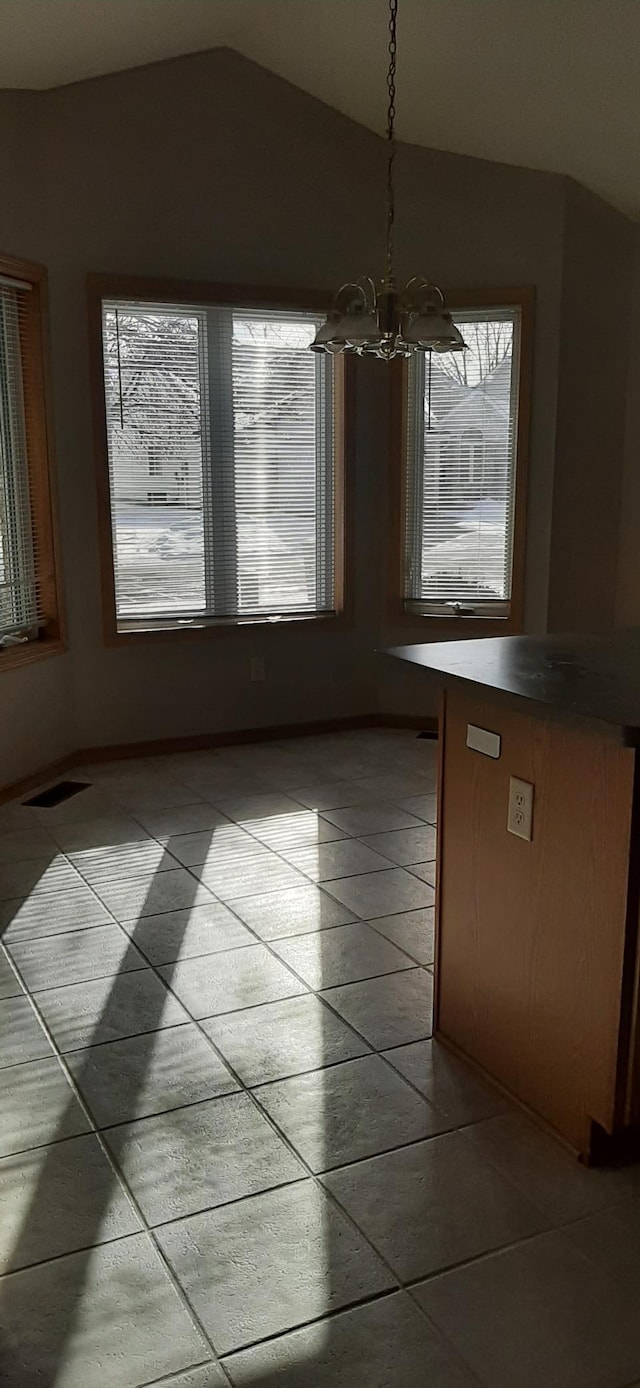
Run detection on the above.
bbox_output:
[101,300,336,629]
[404,308,521,618]
[0,277,38,642]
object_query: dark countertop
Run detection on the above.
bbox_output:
[385,631,640,745]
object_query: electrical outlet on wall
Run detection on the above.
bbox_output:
[507,776,534,841]
[250,655,265,683]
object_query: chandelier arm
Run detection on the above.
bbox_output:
[386,0,398,287]
[334,281,368,315]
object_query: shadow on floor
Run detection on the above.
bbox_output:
[0,830,220,1385]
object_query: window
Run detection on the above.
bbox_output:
[96,288,343,634]
[460,428,484,485]
[0,257,61,664]
[403,299,530,623]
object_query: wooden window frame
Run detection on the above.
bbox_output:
[88,274,353,646]
[389,285,534,638]
[0,254,64,674]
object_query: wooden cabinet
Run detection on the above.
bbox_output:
[436,685,640,1158]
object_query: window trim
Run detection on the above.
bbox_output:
[389,285,534,638]
[0,254,64,673]
[88,274,351,644]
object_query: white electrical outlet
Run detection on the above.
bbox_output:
[250,656,265,683]
[507,776,534,841]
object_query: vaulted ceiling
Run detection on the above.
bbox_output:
[2,0,640,219]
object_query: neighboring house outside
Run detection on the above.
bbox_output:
[425,356,512,509]
[109,366,202,507]
[105,321,319,613]
[421,354,514,600]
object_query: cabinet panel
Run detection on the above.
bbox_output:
[436,687,636,1152]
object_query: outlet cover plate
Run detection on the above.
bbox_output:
[507,776,534,841]
[466,724,501,759]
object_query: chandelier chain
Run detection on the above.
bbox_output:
[386,0,398,285]
[311,0,465,358]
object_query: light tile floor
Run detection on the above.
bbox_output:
[1,729,640,1386]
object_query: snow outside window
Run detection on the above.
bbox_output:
[404,308,521,618]
[101,301,336,630]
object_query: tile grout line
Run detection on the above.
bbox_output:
[7,737,436,817]
[45,810,436,1100]
[0,808,434,942]
[59,771,640,1381]
[119,788,438,1073]
[0,908,566,1364]
[1,743,463,1373]
[213,1288,414,1369]
[363,913,435,968]
[145,868,441,1120]
[1,838,414,1360]
[138,1360,222,1388]
[2,902,435,975]
[4,929,430,993]
[14,859,571,1325]
[401,1215,640,1388]
[148,750,508,1388]
[0,1017,195,1069]
[3,861,427,1353]
[4,771,466,1185]
[4,817,443,1148]
[130,766,436,900]
[1,945,235,1383]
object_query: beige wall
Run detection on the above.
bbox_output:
[548,181,635,632]
[42,52,389,754]
[0,49,634,786]
[616,229,640,625]
[0,92,76,784]
[0,656,75,788]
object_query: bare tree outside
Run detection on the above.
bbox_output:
[101,305,331,622]
[437,318,512,387]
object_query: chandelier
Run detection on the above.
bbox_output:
[311,0,465,360]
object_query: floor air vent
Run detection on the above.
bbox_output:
[24,780,92,808]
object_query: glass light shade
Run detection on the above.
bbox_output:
[344,312,384,347]
[311,292,383,352]
[309,316,347,352]
[402,309,466,351]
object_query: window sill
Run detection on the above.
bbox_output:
[387,608,522,640]
[0,637,66,674]
[107,611,350,644]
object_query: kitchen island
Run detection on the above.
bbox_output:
[387,631,640,1160]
